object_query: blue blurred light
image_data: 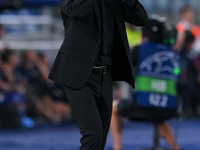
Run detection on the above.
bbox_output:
[25,0,61,6]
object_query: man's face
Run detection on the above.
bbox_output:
[183,9,194,23]
[9,54,18,68]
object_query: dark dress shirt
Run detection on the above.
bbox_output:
[95,0,115,67]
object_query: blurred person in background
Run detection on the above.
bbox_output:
[175,4,200,51]
[0,24,7,51]
[113,82,122,100]
[0,49,27,128]
[177,31,200,118]
[37,52,71,123]
[110,19,181,150]
[19,51,71,123]
[19,50,49,122]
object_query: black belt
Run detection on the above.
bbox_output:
[93,66,110,74]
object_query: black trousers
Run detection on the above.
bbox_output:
[63,70,113,150]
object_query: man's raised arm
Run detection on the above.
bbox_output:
[61,0,95,20]
[122,0,148,26]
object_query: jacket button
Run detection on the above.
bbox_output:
[91,57,96,62]
[96,43,100,47]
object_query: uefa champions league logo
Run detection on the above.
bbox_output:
[139,51,180,75]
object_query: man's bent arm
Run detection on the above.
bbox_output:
[61,0,95,20]
[122,0,148,26]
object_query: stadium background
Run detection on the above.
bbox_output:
[0,0,200,150]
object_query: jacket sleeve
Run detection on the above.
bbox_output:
[61,0,95,20]
[122,0,148,26]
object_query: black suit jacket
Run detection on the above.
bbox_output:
[48,0,148,89]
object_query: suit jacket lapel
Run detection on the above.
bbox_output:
[93,0,101,32]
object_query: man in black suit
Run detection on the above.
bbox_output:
[48,0,148,149]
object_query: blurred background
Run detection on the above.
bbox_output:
[0,0,200,150]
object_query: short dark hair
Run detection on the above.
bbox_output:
[1,49,14,63]
[142,19,165,43]
[180,4,193,15]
